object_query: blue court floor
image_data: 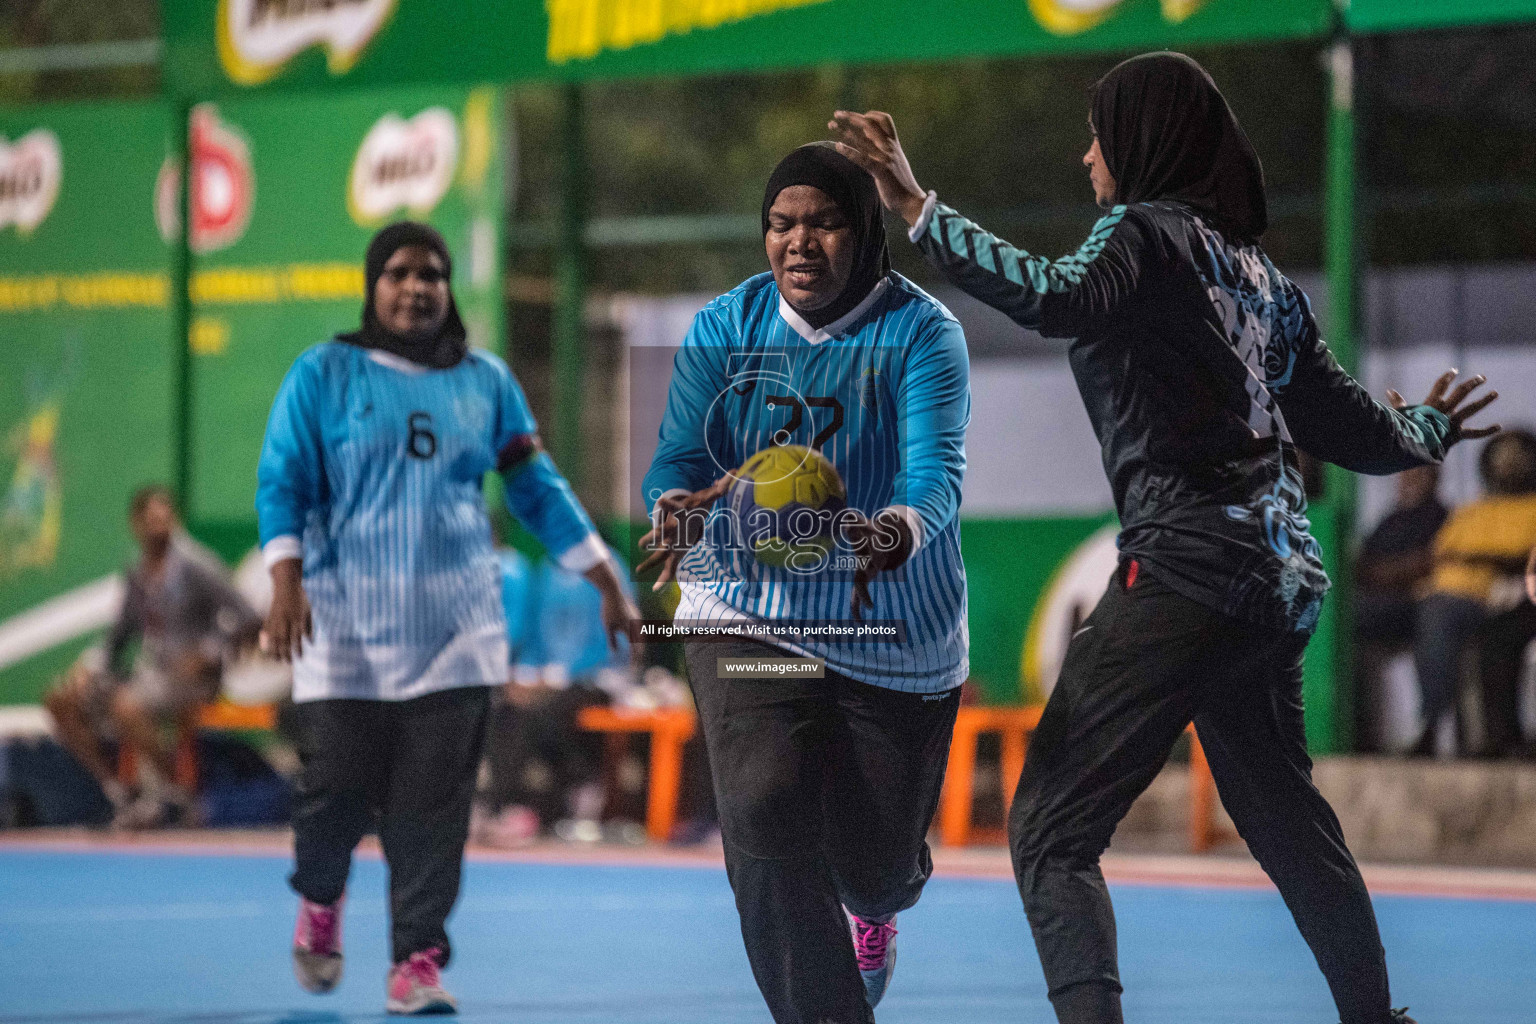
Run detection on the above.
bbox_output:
[0,846,1532,1024]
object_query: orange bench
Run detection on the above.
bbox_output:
[939,705,1219,851]
[575,705,697,843]
[118,701,277,793]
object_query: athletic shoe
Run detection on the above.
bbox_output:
[386,948,457,1015]
[292,894,344,994]
[846,910,898,1008]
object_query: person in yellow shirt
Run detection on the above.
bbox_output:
[1413,430,1536,756]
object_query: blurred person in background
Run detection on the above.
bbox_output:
[1414,429,1536,757]
[1354,465,1447,751]
[476,543,643,847]
[44,484,259,828]
[834,51,1497,1024]
[257,221,638,1015]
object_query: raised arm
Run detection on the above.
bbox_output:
[829,109,1148,338]
[912,200,1147,337]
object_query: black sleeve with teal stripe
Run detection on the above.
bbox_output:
[1275,289,1452,474]
[914,201,1150,338]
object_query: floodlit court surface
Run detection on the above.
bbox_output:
[2,835,1533,1024]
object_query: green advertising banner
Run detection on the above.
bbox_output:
[0,101,176,703]
[163,0,1332,98]
[1349,0,1536,33]
[186,84,504,549]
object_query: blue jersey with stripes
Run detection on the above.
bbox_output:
[257,341,604,702]
[642,272,970,693]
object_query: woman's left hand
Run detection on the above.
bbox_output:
[842,508,916,620]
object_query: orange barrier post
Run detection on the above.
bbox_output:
[575,706,697,843]
[1188,728,1217,853]
[940,705,1219,851]
[938,706,1042,847]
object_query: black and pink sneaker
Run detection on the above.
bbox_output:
[846,910,898,1008]
[386,948,456,1015]
[292,893,344,994]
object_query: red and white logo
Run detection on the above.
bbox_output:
[190,104,254,253]
[348,107,458,225]
[0,129,62,234]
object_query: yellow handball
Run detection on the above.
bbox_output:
[727,445,848,570]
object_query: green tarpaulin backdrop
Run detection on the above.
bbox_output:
[163,0,1333,98]
[0,101,177,702]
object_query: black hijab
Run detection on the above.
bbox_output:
[1090,52,1268,243]
[762,142,891,330]
[339,220,468,369]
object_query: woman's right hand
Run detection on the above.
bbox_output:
[262,558,312,662]
[637,477,731,591]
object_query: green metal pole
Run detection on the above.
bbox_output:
[551,82,587,492]
[172,102,193,514]
[1319,35,1359,753]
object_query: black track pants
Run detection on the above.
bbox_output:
[289,686,491,966]
[1009,563,1395,1024]
[685,640,959,1024]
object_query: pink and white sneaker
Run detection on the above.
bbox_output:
[386,948,457,1015]
[847,910,898,1008]
[292,894,344,994]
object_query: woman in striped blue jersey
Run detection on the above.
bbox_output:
[257,222,637,1015]
[641,144,970,1024]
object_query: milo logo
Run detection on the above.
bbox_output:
[1029,0,1212,35]
[190,105,254,253]
[0,129,62,235]
[348,108,458,225]
[218,0,396,86]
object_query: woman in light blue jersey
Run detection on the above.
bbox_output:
[641,144,970,1024]
[257,222,637,1016]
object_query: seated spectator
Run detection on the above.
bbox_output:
[1354,465,1447,751]
[1412,431,1536,756]
[44,485,260,825]
[477,544,640,845]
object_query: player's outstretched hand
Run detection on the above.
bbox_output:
[261,558,312,663]
[845,508,916,621]
[1386,368,1500,447]
[828,110,928,229]
[1526,545,1536,605]
[637,477,731,591]
[583,557,642,653]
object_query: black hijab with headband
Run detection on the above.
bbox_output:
[339,220,468,369]
[762,142,891,330]
[1090,52,1268,244]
